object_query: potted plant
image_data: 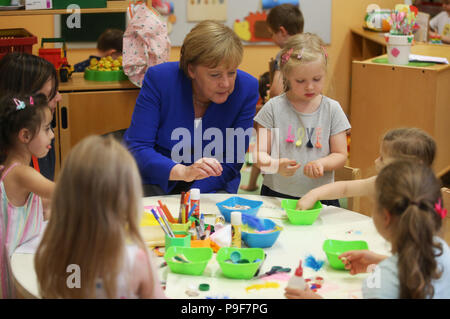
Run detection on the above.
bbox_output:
[385,4,419,65]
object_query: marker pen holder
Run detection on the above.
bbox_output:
[190,238,211,248]
[169,221,192,232]
[165,231,191,249]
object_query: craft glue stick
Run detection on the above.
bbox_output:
[287,260,306,291]
[190,188,200,218]
[231,211,242,248]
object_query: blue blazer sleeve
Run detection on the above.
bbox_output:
[124,66,177,191]
[192,72,259,193]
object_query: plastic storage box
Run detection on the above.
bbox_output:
[0,29,37,60]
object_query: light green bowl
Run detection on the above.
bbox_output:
[322,239,369,270]
[281,199,322,225]
[164,246,213,276]
[217,247,265,279]
[84,68,128,81]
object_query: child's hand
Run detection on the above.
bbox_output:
[339,250,386,275]
[303,160,324,178]
[296,192,317,210]
[277,158,301,177]
[284,286,323,299]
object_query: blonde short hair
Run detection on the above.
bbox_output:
[279,33,328,75]
[180,20,243,76]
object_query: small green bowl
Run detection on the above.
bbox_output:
[84,68,128,81]
[281,199,322,225]
[217,247,265,279]
[164,246,213,276]
[322,239,369,270]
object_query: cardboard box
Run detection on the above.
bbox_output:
[25,0,52,10]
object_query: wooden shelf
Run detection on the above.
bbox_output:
[0,1,130,16]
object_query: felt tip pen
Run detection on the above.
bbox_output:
[158,200,176,223]
[157,206,175,237]
[178,192,185,223]
[205,224,211,239]
[151,208,172,237]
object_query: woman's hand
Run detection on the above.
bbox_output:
[183,157,223,182]
[277,158,301,177]
[303,160,324,178]
[296,191,318,210]
[284,286,322,299]
[339,250,388,275]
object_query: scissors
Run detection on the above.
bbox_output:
[257,266,291,278]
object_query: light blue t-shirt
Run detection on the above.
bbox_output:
[362,237,450,299]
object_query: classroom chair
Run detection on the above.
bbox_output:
[335,166,362,214]
[440,187,450,246]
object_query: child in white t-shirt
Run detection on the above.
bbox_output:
[429,0,450,44]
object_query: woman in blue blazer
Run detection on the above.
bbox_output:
[124,20,259,195]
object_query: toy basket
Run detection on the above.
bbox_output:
[0,28,37,60]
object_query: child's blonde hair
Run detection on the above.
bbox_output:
[376,160,443,298]
[279,33,328,91]
[382,128,436,166]
[35,135,149,298]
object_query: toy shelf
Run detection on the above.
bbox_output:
[0,1,140,16]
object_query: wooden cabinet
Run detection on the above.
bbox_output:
[349,44,450,215]
[54,73,140,175]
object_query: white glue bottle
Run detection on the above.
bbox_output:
[190,188,201,218]
[287,260,306,290]
[231,211,242,248]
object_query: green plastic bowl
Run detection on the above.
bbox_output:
[217,247,265,279]
[281,199,322,225]
[322,239,369,270]
[164,246,213,276]
[84,68,128,81]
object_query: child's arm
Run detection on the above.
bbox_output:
[303,131,347,178]
[284,286,323,299]
[253,123,301,176]
[297,176,376,210]
[135,248,167,299]
[14,165,54,200]
[269,70,284,98]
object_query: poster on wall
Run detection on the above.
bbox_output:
[187,0,228,22]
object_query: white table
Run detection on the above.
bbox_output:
[11,194,391,299]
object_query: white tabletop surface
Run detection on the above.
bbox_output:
[11,194,391,299]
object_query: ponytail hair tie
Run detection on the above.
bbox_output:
[29,96,34,105]
[13,98,26,111]
[435,199,447,219]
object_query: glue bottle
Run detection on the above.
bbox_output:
[287,260,306,290]
[231,211,242,248]
[190,188,201,218]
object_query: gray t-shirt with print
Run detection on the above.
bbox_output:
[254,93,351,197]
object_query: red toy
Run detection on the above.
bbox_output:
[38,38,74,82]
